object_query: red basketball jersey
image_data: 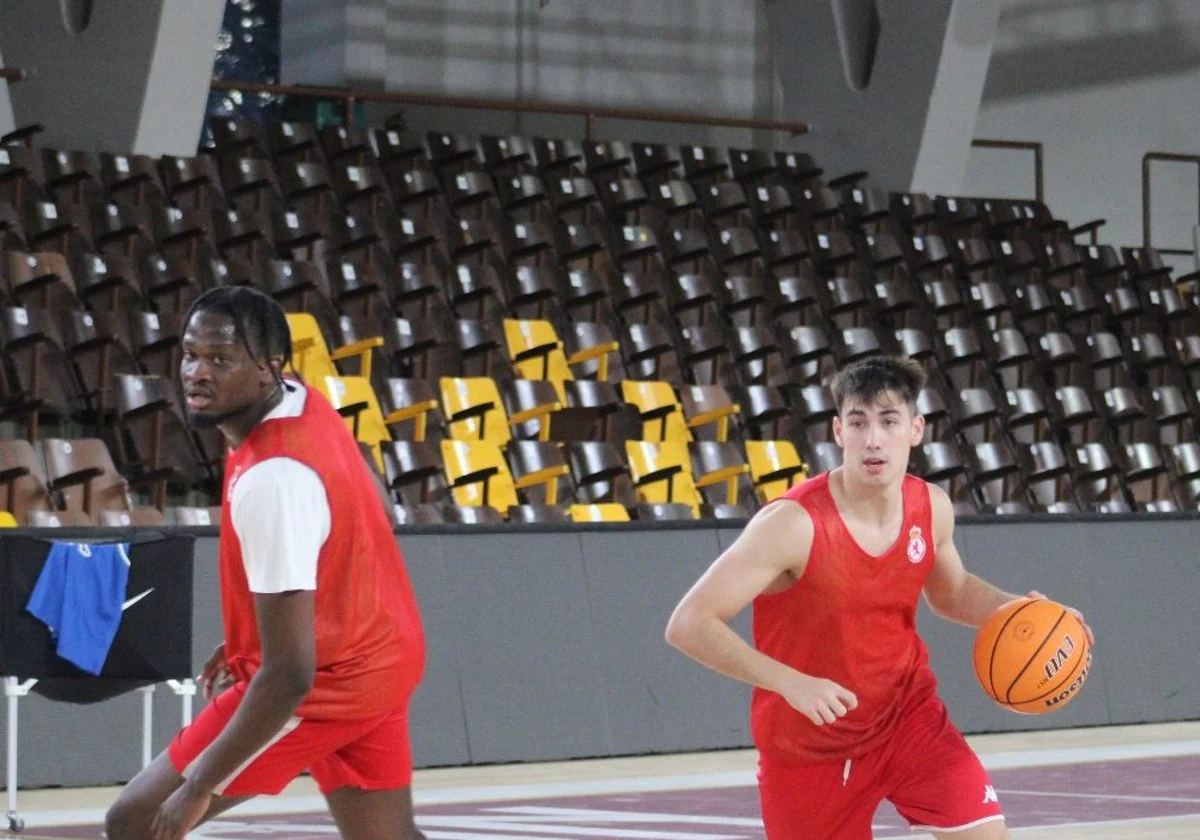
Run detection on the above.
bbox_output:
[219,385,425,720]
[751,472,939,763]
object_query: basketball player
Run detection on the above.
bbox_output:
[105,287,426,840]
[666,356,1093,839]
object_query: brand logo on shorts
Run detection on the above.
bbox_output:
[983,785,999,804]
[906,525,926,564]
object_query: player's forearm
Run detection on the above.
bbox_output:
[666,609,794,693]
[937,573,1019,628]
[183,667,312,794]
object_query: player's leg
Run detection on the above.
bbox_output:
[324,786,425,840]
[312,700,424,840]
[104,752,253,838]
[885,696,1007,838]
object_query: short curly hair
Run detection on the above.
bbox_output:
[828,355,926,416]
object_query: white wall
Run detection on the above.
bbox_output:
[0,45,15,138]
[962,0,1200,265]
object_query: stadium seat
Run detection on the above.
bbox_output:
[502,319,573,399]
[439,376,512,446]
[319,375,392,471]
[0,439,56,525]
[441,439,519,515]
[568,503,631,523]
[625,440,703,517]
[690,441,750,506]
[621,380,692,442]
[745,440,806,502]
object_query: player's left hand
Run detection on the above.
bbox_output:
[151,778,213,840]
[1027,590,1095,647]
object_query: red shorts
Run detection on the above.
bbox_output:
[758,694,1004,839]
[167,682,413,797]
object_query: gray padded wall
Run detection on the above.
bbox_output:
[4,518,1199,789]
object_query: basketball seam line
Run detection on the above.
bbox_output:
[1020,647,1092,706]
[986,599,1038,703]
[1004,610,1068,706]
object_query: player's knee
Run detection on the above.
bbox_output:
[104,794,152,839]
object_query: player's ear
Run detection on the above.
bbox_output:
[832,414,844,447]
[910,412,925,447]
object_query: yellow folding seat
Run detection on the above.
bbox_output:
[620,380,692,442]
[439,376,512,446]
[569,503,630,523]
[286,312,383,384]
[440,439,519,515]
[745,440,807,502]
[503,319,573,401]
[0,511,16,527]
[624,440,702,517]
[320,376,391,472]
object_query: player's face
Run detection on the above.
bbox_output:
[832,391,925,486]
[179,311,276,431]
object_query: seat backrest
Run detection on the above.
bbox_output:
[502,319,573,399]
[0,438,55,524]
[439,376,512,446]
[620,380,692,442]
[745,440,806,502]
[569,503,630,523]
[286,312,340,383]
[440,439,519,514]
[319,375,392,472]
[41,438,130,521]
[624,440,701,516]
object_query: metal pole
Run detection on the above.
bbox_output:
[140,685,155,768]
[1143,154,1152,250]
[6,678,18,821]
[1034,144,1044,205]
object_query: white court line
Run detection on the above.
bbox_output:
[876,813,1200,839]
[17,738,1200,828]
[998,788,1200,805]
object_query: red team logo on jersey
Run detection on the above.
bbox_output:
[906,525,926,563]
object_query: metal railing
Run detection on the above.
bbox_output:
[1142,151,1200,254]
[210,79,809,141]
[970,138,1044,204]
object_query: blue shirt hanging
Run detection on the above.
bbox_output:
[26,541,132,676]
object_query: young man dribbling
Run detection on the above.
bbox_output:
[666,356,1093,839]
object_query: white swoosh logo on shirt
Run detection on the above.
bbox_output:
[121,588,154,611]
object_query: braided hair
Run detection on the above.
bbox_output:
[182,286,294,390]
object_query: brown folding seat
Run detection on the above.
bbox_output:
[27,509,94,528]
[169,506,222,526]
[160,155,225,209]
[497,174,551,223]
[703,181,755,229]
[952,388,1003,444]
[480,134,535,177]
[42,437,153,524]
[506,265,561,321]
[427,131,482,174]
[381,440,451,506]
[909,440,971,503]
[966,440,1024,508]
[650,180,705,232]
[506,440,573,506]
[209,117,269,161]
[381,316,462,381]
[785,324,835,386]
[0,200,28,250]
[805,440,845,475]
[0,145,48,208]
[565,441,637,507]
[269,121,325,164]
[0,439,56,524]
[393,504,445,525]
[278,161,338,219]
[1002,387,1052,445]
[127,309,184,379]
[679,145,729,187]
[507,221,559,270]
[0,306,82,439]
[1121,442,1172,509]
[320,125,376,166]
[635,502,696,521]
[548,176,602,224]
[24,198,93,255]
[985,328,1035,390]
[112,374,212,508]
[622,322,683,384]
[1069,441,1124,506]
[4,250,79,310]
[42,148,103,206]
[775,151,824,187]
[507,503,570,523]
[916,385,952,438]
[441,504,504,524]
[220,156,282,213]
[1148,385,1194,445]
[1019,441,1075,509]
[771,268,823,328]
[99,153,166,207]
[938,327,987,390]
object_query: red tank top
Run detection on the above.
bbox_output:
[751,472,938,763]
[219,384,425,720]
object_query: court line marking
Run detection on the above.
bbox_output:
[16,739,1200,827]
[998,788,1200,805]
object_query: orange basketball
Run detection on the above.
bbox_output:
[972,597,1092,714]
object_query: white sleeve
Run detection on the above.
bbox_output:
[230,458,331,593]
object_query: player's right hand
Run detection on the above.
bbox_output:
[198,643,233,699]
[778,671,859,726]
